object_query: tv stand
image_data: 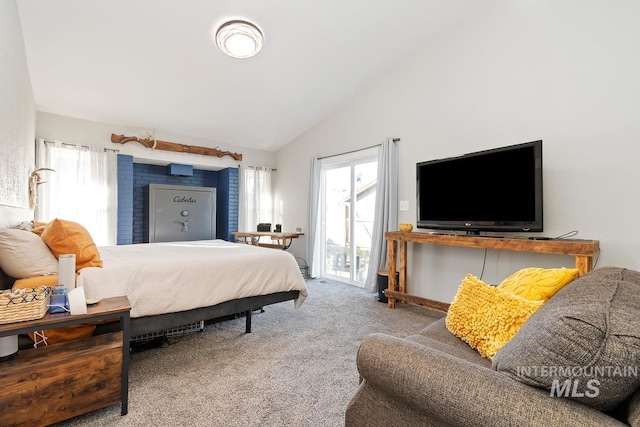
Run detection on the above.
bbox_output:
[384,232,600,311]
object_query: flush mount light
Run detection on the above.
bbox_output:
[215,20,264,59]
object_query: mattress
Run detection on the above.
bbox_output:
[76,240,308,318]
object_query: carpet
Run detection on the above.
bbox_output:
[54,278,445,427]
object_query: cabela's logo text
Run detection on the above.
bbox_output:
[174,196,196,203]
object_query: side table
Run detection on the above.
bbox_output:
[0,296,131,427]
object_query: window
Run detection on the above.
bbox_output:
[321,155,377,286]
[241,166,274,232]
[35,140,117,245]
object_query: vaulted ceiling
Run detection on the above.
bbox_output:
[17,0,485,151]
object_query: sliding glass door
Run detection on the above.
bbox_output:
[321,157,377,287]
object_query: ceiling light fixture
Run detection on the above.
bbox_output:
[215,20,264,59]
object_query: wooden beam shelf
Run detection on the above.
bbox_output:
[111,133,243,161]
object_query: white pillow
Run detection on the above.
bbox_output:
[0,228,58,279]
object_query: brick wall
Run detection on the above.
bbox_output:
[116,154,238,244]
[116,155,134,244]
[216,167,239,241]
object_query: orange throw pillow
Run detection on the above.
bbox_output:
[13,275,60,287]
[41,219,102,269]
[12,277,95,344]
[29,325,96,345]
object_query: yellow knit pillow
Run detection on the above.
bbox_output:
[445,274,544,359]
[497,267,579,301]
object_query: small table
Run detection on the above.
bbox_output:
[0,296,131,427]
[233,231,304,250]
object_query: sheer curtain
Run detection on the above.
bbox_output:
[364,138,399,292]
[241,166,274,231]
[307,156,322,278]
[307,140,397,286]
[35,139,117,246]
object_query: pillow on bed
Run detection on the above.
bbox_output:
[41,219,102,269]
[0,228,58,279]
[31,220,49,236]
[17,220,48,235]
[13,275,60,287]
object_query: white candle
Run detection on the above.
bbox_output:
[58,254,76,293]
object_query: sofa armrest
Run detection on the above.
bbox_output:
[356,333,626,427]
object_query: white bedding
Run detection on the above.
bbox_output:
[76,240,308,318]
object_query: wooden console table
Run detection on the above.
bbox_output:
[385,232,600,311]
[233,231,304,250]
[0,296,131,427]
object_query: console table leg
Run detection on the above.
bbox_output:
[575,256,593,276]
[388,240,397,309]
[399,241,407,299]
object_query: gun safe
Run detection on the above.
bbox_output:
[148,184,216,242]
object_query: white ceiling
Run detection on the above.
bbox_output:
[17,0,485,152]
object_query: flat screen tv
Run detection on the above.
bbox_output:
[416,140,543,234]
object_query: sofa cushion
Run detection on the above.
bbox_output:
[492,266,640,411]
[445,274,544,359]
[609,387,640,426]
[406,332,492,368]
[498,267,579,301]
[420,317,484,353]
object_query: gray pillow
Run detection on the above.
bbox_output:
[0,228,58,279]
[492,266,640,411]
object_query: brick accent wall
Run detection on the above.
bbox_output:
[116,155,238,244]
[116,155,134,244]
[216,167,239,241]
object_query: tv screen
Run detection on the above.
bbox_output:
[416,140,543,234]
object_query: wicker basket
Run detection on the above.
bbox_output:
[0,286,51,324]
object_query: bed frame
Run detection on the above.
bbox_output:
[129,290,300,336]
[2,269,300,339]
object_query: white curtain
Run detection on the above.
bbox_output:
[364,138,399,292]
[307,156,322,278]
[241,166,274,231]
[35,139,117,246]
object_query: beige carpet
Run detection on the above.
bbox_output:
[54,278,444,427]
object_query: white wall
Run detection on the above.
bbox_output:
[276,0,640,302]
[36,112,277,170]
[0,0,36,228]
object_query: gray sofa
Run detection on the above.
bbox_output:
[345,267,640,426]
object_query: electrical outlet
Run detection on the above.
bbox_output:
[399,200,409,211]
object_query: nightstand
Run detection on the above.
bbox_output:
[0,296,131,427]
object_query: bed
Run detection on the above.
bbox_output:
[78,239,308,336]
[0,225,308,338]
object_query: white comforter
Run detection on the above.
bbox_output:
[76,240,308,318]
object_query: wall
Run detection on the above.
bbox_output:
[35,112,276,170]
[276,0,640,301]
[216,167,240,242]
[36,112,272,244]
[117,155,239,243]
[0,0,36,228]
